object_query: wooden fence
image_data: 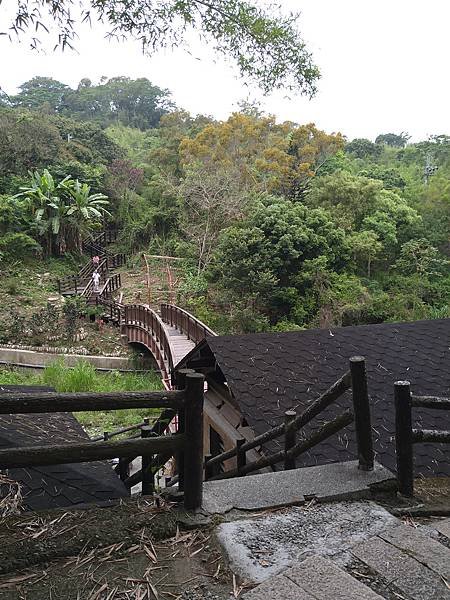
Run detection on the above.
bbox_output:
[166,357,374,486]
[0,373,205,510]
[395,381,450,496]
[161,304,217,345]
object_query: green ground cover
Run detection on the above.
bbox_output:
[0,360,163,436]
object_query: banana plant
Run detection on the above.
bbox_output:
[66,180,111,251]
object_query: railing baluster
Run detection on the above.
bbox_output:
[141,425,154,495]
[284,410,296,470]
[395,380,414,497]
[350,356,374,471]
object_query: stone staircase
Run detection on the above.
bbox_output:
[242,517,450,600]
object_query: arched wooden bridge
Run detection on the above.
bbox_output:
[121,303,216,388]
[57,231,216,387]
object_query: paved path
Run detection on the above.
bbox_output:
[242,517,450,600]
[163,323,196,367]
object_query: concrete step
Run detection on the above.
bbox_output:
[202,460,395,514]
[243,555,383,599]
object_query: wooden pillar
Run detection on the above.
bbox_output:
[118,457,130,481]
[350,356,374,471]
[394,381,414,497]
[284,410,297,470]
[236,438,246,474]
[141,425,154,496]
[174,369,193,491]
[183,372,205,510]
[204,453,213,480]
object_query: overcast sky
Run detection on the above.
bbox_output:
[1,0,449,141]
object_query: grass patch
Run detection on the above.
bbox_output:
[0,360,163,436]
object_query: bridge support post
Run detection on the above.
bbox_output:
[141,425,154,496]
[183,372,205,510]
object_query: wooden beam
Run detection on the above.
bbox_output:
[0,435,184,469]
[0,390,184,414]
[411,395,450,409]
[206,370,352,468]
[412,429,450,443]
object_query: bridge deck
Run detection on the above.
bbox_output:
[163,323,196,367]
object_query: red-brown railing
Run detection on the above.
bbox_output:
[124,305,174,385]
[161,304,217,344]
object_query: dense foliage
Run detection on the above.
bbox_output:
[1,76,449,333]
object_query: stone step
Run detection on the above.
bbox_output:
[352,530,450,600]
[243,555,383,600]
[378,524,450,581]
[434,517,450,540]
[203,460,395,513]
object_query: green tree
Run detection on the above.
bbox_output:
[66,181,110,251]
[15,169,109,254]
[0,109,66,179]
[395,239,448,277]
[346,138,382,159]
[348,230,383,277]
[61,77,173,129]
[375,132,410,147]
[4,1,319,95]
[210,195,348,327]
[11,76,70,111]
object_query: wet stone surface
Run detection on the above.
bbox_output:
[216,500,400,583]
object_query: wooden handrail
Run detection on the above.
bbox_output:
[208,410,354,481]
[205,369,352,469]
[0,434,184,469]
[124,304,174,383]
[160,304,217,344]
[0,390,184,413]
[0,375,205,510]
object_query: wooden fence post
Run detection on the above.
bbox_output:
[118,458,130,481]
[284,410,297,470]
[349,356,374,471]
[236,438,246,474]
[184,372,205,510]
[174,368,194,492]
[141,425,154,495]
[394,380,414,497]
[204,453,213,480]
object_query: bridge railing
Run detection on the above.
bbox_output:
[161,304,217,344]
[124,304,174,384]
[0,374,205,510]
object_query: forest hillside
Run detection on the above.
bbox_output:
[1,75,449,334]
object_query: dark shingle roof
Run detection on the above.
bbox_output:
[203,319,450,477]
[0,385,129,510]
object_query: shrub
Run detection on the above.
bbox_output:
[0,232,41,261]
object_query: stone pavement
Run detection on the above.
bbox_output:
[202,460,394,514]
[239,515,450,599]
